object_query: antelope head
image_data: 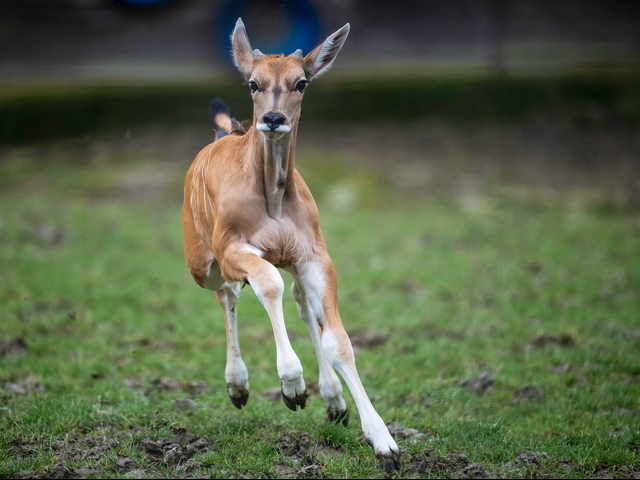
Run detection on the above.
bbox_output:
[231,18,350,140]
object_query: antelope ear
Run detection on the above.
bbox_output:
[304,23,350,80]
[231,18,254,79]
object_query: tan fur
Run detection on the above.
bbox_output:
[184,53,326,283]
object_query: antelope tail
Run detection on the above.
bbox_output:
[210,98,246,139]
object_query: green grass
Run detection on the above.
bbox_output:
[0,136,639,479]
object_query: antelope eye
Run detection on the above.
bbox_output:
[295,80,308,93]
[249,81,259,93]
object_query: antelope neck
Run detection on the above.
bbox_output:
[253,125,297,219]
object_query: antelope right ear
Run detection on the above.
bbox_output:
[304,23,350,80]
[231,18,255,79]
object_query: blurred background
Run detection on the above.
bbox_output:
[1,0,639,209]
[1,5,640,476]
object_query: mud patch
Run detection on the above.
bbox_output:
[261,387,283,401]
[139,432,211,467]
[124,376,212,397]
[116,457,138,472]
[183,380,211,396]
[350,330,388,353]
[298,464,324,478]
[27,224,66,247]
[0,337,29,357]
[386,422,429,442]
[507,448,550,467]
[4,381,46,395]
[457,462,491,479]
[549,363,571,374]
[268,430,343,478]
[514,385,545,400]
[408,451,490,477]
[590,468,614,479]
[172,397,199,410]
[459,370,494,395]
[273,430,313,459]
[18,463,103,479]
[532,334,576,348]
[12,426,212,479]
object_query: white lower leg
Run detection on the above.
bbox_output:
[322,328,399,459]
[252,266,306,410]
[217,283,249,408]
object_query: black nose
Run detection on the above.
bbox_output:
[262,112,286,131]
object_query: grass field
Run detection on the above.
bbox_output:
[1,124,639,479]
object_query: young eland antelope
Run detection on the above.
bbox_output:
[182,18,401,472]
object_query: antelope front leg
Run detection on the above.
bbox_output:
[297,258,401,472]
[219,248,308,411]
[215,281,250,409]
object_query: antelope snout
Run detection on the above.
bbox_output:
[257,112,291,133]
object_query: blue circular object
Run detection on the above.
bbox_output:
[215,0,321,63]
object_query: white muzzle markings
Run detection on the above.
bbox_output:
[256,123,292,133]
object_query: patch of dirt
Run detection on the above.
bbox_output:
[116,457,138,472]
[507,447,550,467]
[386,422,429,442]
[549,363,571,374]
[183,380,211,396]
[172,397,199,410]
[408,451,485,476]
[584,463,640,479]
[514,385,545,400]
[4,381,46,395]
[590,468,614,479]
[147,376,181,393]
[457,463,491,479]
[273,430,313,459]
[139,433,211,467]
[17,463,104,479]
[8,437,40,458]
[401,277,426,296]
[532,334,576,348]
[12,426,212,479]
[261,387,282,401]
[274,465,297,477]
[0,337,29,357]
[298,464,324,478]
[459,370,494,395]
[349,330,388,353]
[267,431,332,478]
[135,337,175,351]
[275,463,324,479]
[27,224,66,247]
[124,377,212,397]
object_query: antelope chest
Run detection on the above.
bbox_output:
[247,213,316,268]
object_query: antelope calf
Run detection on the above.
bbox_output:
[182,18,401,472]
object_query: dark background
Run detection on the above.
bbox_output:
[1,0,639,206]
[2,0,639,79]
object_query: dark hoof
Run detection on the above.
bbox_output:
[281,385,308,411]
[227,386,249,410]
[326,406,349,427]
[377,449,402,474]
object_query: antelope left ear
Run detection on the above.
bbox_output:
[304,23,350,80]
